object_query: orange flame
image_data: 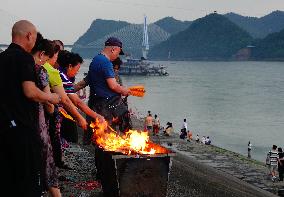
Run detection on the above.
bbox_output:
[128,85,146,97]
[58,109,169,155]
[59,109,75,121]
[90,120,169,155]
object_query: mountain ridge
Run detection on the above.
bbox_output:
[225,10,284,38]
[70,11,284,60]
[148,13,253,60]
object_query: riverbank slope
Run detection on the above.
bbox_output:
[58,117,282,196]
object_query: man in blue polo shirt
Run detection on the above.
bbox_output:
[84,37,129,140]
[88,36,129,116]
[87,37,130,180]
[88,37,129,99]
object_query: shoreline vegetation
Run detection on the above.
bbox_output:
[59,115,283,196]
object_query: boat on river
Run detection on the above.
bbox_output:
[119,58,168,76]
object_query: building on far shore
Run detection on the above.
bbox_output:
[233,45,255,60]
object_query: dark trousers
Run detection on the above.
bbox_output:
[119,111,132,133]
[83,96,114,145]
[61,117,78,143]
[0,125,42,197]
[279,167,284,181]
[83,97,96,145]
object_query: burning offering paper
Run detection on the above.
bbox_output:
[128,85,145,97]
[59,108,75,121]
[90,120,169,155]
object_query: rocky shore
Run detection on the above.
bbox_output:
[58,117,283,197]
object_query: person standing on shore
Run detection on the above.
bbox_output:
[205,136,211,145]
[180,119,188,139]
[145,113,154,133]
[86,37,130,180]
[153,114,160,136]
[43,42,87,169]
[0,20,60,197]
[113,57,123,86]
[187,130,193,142]
[163,122,173,136]
[82,37,129,144]
[201,136,206,144]
[182,118,187,132]
[31,34,62,197]
[248,141,252,158]
[112,57,132,132]
[267,145,278,181]
[195,134,200,143]
[57,50,105,143]
[278,147,284,181]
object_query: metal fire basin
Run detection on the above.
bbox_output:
[94,146,175,197]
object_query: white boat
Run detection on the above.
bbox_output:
[120,58,169,76]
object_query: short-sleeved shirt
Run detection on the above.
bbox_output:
[88,54,119,98]
[0,43,38,129]
[269,150,279,166]
[182,122,188,130]
[43,62,63,88]
[59,68,75,94]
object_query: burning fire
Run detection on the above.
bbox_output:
[59,109,169,155]
[90,120,169,155]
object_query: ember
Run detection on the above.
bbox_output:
[90,120,169,155]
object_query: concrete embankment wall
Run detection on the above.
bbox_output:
[131,117,277,196]
[167,152,276,197]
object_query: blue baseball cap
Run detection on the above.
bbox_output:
[105,37,124,55]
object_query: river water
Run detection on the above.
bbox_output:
[79,60,284,162]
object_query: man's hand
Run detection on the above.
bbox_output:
[121,88,130,96]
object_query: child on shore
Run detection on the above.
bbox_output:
[164,122,173,136]
[205,136,211,145]
[201,136,206,144]
[195,134,200,143]
[187,130,193,142]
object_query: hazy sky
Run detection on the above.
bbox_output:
[1,0,284,44]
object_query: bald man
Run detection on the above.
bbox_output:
[0,20,60,197]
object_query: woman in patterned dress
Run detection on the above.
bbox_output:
[31,33,61,197]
